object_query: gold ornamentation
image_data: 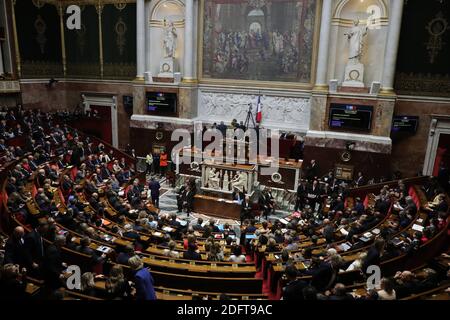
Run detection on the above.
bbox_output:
[114,3,127,10]
[115,17,127,56]
[103,62,136,79]
[21,61,63,77]
[34,15,47,54]
[395,72,450,97]
[248,0,267,9]
[425,12,449,64]
[32,0,45,8]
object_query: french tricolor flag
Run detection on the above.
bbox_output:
[256,95,262,123]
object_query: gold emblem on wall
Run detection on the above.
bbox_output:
[34,15,47,54]
[32,0,45,9]
[425,12,449,64]
[115,17,127,56]
[114,3,127,10]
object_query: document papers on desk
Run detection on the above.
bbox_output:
[96,246,112,254]
[339,242,352,252]
[412,224,424,232]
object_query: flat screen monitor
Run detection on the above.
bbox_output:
[123,95,133,109]
[329,103,373,131]
[146,92,177,116]
[392,116,419,133]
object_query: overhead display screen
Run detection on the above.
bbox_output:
[146,92,177,115]
[392,116,419,133]
[329,104,373,131]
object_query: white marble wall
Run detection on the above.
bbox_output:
[196,89,311,133]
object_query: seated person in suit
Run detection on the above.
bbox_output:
[183,243,201,260]
[283,265,308,300]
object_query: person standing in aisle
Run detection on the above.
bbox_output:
[159,149,168,178]
[145,151,153,176]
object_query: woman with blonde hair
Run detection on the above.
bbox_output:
[129,255,156,300]
[80,272,96,296]
[345,252,367,272]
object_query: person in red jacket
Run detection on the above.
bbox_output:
[159,150,168,177]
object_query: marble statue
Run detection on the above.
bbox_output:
[342,19,369,87]
[222,170,230,191]
[163,20,177,58]
[345,19,368,64]
[207,167,221,189]
[231,171,248,193]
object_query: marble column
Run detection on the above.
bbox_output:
[380,0,405,93]
[314,0,333,89]
[183,0,195,81]
[136,0,145,80]
[0,43,4,75]
[145,0,151,74]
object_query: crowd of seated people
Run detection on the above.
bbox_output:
[0,106,448,301]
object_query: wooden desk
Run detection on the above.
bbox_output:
[193,195,241,220]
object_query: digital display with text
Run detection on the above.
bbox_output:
[392,116,419,133]
[146,92,177,115]
[329,103,373,131]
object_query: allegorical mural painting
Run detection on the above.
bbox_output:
[202,0,317,83]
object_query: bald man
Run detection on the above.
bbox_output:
[4,226,32,268]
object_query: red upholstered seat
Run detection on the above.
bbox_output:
[70,167,78,180]
[408,186,420,209]
[363,195,369,208]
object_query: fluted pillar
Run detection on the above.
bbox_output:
[380,0,405,94]
[0,43,4,75]
[183,0,195,81]
[314,0,333,89]
[136,0,145,80]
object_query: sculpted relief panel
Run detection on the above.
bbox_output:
[198,91,311,132]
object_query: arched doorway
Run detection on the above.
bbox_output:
[81,94,119,148]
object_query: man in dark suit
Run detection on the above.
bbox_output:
[241,195,253,222]
[311,255,341,292]
[42,235,66,290]
[355,171,366,187]
[306,180,322,211]
[24,221,49,272]
[283,265,308,300]
[186,185,196,211]
[353,197,365,215]
[177,184,187,213]
[193,218,205,232]
[306,159,319,180]
[232,188,245,205]
[183,243,201,260]
[148,178,161,208]
[294,180,307,211]
[362,238,385,273]
[4,226,32,268]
